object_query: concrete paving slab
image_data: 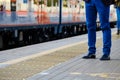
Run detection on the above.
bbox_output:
[27,38,120,80]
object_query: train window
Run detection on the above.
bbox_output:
[11,2,16,11]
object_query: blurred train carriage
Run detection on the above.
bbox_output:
[0,0,117,50]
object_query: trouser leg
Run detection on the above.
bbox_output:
[85,2,97,54]
[102,29,111,56]
[95,0,111,56]
[116,7,120,32]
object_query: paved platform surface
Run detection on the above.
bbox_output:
[27,38,120,80]
[0,28,120,80]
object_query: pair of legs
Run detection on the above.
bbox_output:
[116,7,120,35]
[83,0,111,60]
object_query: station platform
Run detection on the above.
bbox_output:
[0,28,120,80]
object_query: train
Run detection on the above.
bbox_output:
[0,0,117,50]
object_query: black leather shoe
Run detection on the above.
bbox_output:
[100,55,110,60]
[82,54,96,59]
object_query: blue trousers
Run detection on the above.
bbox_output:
[116,7,120,30]
[85,0,111,56]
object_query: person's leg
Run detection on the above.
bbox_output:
[116,7,120,35]
[82,1,97,59]
[95,0,111,60]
